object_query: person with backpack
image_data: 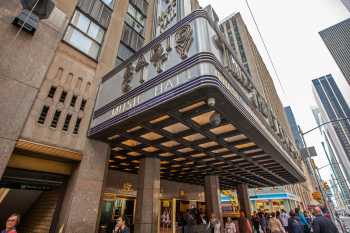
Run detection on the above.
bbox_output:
[288,210,303,233]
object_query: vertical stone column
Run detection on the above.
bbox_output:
[204,175,223,226]
[57,140,110,233]
[134,157,160,233]
[237,183,252,218]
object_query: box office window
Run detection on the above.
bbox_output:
[64,10,105,59]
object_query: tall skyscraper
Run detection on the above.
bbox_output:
[312,107,350,208]
[319,18,350,86]
[220,12,293,143]
[220,13,314,209]
[284,106,305,150]
[312,75,350,192]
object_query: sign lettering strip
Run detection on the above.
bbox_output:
[94,52,216,119]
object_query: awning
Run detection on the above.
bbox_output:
[88,10,305,189]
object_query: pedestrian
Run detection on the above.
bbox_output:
[225,217,237,233]
[200,213,208,224]
[312,207,339,233]
[239,210,253,233]
[259,212,267,233]
[295,208,309,233]
[266,213,271,233]
[279,209,289,232]
[209,213,221,233]
[113,216,130,233]
[1,214,20,233]
[288,210,303,233]
[252,211,260,233]
[269,212,285,233]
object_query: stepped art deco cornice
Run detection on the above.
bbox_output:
[88,10,305,188]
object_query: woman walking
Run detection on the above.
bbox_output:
[269,212,285,233]
[225,217,236,233]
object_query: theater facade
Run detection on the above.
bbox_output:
[88,3,305,233]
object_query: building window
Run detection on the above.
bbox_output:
[77,0,113,27]
[73,118,82,134]
[80,99,87,111]
[70,95,78,107]
[62,114,72,131]
[48,86,57,98]
[101,0,114,8]
[59,91,67,103]
[116,0,148,65]
[51,110,62,128]
[37,105,49,124]
[64,10,105,59]
[125,4,146,35]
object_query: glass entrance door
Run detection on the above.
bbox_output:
[99,195,136,233]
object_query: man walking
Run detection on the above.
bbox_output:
[280,209,289,232]
[312,207,339,233]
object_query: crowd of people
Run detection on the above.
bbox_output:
[1,207,340,233]
[249,207,339,233]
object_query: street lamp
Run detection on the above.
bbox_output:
[298,117,350,229]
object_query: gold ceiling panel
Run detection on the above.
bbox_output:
[210,124,236,135]
[235,142,256,149]
[183,133,205,142]
[179,101,206,113]
[159,152,174,157]
[213,161,225,165]
[191,111,214,125]
[171,164,182,167]
[244,148,264,154]
[122,139,140,147]
[127,151,141,156]
[131,160,140,164]
[224,134,247,143]
[211,148,229,153]
[177,147,194,153]
[202,158,215,162]
[221,154,236,158]
[163,122,189,134]
[150,115,170,124]
[120,162,130,166]
[161,161,170,164]
[174,157,186,162]
[142,146,159,152]
[191,153,206,158]
[114,155,127,160]
[161,140,180,147]
[198,141,218,148]
[127,126,142,133]
[140,132,163,141]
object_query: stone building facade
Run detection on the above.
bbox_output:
[220,12,315,209]
[1,1,305,233]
